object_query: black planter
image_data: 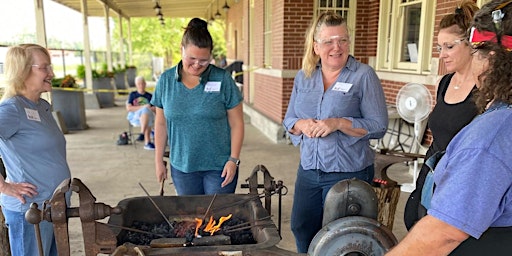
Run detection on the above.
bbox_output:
[51,90,88,130]
[93,77,115,108]
[126,67,137,87]
[114,71,127,91]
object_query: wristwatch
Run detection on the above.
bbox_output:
[228,156,240,167]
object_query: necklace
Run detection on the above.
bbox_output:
[453,74,470,90]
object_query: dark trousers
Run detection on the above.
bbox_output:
[290,163,374,253]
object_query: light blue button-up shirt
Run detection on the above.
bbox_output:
[283,56,388,172]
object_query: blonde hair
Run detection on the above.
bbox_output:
[1,44,51,102]
[302,12,348,78]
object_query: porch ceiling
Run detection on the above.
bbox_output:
[51,0,232,20]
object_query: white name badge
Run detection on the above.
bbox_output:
[25,108,41,122]
[204,82,221,92]
[332,82,353,93]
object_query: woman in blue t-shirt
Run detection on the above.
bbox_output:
[0,44,71,256]
[151,18,244,195]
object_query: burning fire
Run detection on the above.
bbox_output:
[195,214,232,237]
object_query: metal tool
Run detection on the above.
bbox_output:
[138,182,173,228]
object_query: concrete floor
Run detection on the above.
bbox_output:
[64,95,414,255]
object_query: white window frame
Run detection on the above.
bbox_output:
[477,0,491,7]
[263,0,272,68]
[376,0,435,74]
[316,0,357,54]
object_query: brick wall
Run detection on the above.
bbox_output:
[353,0,380,64]
[229,0,474,132]
[250,0,314,122]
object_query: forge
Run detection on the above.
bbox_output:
[108,194,284,254]
[24,164,400,256]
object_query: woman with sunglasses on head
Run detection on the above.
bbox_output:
[404,0,479,231]
[387,0,512,255]
[151,18,244,195]
[283,12,388,253]
[0,44,71,256]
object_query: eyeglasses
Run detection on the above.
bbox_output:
[31,64,53,73]
[181,48,211,67]
[315,35,350,48]
[436,38,467,53]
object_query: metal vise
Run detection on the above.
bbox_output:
[25,178,122,256]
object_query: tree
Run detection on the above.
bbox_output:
[112,17,227,79]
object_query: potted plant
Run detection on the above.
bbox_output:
[51,75,88,130]
[125,64,137,87]
[113,64,127,93]
[92,63,115,108]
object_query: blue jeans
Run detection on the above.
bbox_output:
[290,164,374,253]
[170,165,238,195]
[2,207,58,256]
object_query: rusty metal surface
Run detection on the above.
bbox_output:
[29,178,123,256]
[374,151,422,187]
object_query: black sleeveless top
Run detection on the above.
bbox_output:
[427,73,478,153]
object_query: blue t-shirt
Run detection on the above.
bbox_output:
[0,96,71,212]
[151,62,243,172]
[282,56,388,172]
[126,91,153,120]
[127,91,152,107]
[429,102,512,239]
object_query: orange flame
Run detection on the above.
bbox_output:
[194,218,203,237]
[202,214,233,236]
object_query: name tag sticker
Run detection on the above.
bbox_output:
[25,108,41,122]
[332,82,353,93]
[204,82,221,92]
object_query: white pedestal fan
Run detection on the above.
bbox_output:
[396,83,432,193]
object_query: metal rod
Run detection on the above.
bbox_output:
[223,223,273,233]
[211,192,270,212]
[34,223,44,256]
[104,223,166,238]
[222,215,273,231]
[202,193,217,221]
[138,182,174,228]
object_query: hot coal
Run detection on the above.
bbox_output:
[119,216,256,246]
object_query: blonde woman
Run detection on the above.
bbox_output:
[0,44,71,256]
[283,12,388,253]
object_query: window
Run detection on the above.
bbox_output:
[316,0,356,54]
[263,0,272,68]
[377,0,435,73]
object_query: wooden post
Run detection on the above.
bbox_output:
[373,185,401,230]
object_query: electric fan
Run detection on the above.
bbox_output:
[396,83,433,192]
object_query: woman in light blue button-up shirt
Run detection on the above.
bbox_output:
[283,12,388,253]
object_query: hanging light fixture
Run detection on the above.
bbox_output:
[222,0,230,12]
[153,1,161,13]
[214,0,222,19]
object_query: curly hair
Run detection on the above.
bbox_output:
[471,0,512,112]
[301,12,348,78]
[1,44,51,102]
[439,0,479,37]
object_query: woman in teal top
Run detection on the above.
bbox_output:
[151,18,244,195]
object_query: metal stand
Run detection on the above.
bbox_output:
[240,165,288,238]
